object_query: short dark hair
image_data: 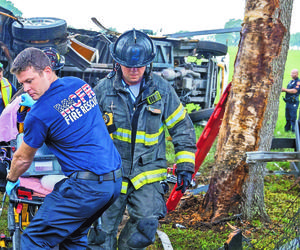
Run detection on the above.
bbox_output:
[10,47,51,75]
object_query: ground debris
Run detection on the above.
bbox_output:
[164,193,207,229]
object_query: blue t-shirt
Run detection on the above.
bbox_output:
[24,76,121,176]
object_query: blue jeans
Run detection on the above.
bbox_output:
[21,174,122,249]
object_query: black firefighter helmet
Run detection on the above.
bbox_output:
[42,47,65,71]
[110,29,156,68]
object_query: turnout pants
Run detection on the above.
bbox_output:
[100,179,167,250]
[21,174,122,249]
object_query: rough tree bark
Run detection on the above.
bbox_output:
[199,0,293,223]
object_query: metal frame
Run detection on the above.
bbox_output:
[246,121,300,176]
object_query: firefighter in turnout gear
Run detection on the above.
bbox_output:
[93,29,196,249]
[282,69,300,132]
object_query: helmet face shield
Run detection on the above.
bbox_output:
[110,29,156,68]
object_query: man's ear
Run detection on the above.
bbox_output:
[43,66,53,79]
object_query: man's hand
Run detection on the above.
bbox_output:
[20,93,36,107]
[6,179,20,196]
[175,170,193,194]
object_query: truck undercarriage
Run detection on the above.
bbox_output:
[0,7,229,122]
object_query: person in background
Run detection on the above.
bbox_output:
[0,62,17,115]
[6,47,122,249]
[282,69,300,132]
[94,29,196,249]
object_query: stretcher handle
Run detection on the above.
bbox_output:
[8,188,43,206]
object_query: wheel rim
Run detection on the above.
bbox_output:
[22,18,58,27]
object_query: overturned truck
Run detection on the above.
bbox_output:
[0,7,229,122]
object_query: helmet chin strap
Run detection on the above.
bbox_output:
[113,62,120,72]
[145,63,153,76]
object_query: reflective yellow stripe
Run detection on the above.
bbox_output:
[113,128,131,143]
[121,181,128,194]
[1,78,12,107]
[136,125,164,146]
[113,126,164,146]
[175,151,195,164]
[165,103,186,129]
[131,169,167,190]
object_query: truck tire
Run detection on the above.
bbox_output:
[12,17,67,42]
[12,38,69,55]
[196,41,228,56]
[188,108,214,123]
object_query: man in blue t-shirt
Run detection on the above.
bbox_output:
[6,47,122,249]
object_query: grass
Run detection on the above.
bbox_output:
[152,224,231,249]
[249,175,299,249]
[148,174,299,250]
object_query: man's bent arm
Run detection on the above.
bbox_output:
[282,88,298,94]
[7,141,38,181]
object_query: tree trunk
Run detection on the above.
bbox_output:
[242,0,294,221]
[199,0,293,223]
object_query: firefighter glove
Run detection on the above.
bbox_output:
[6,179,20,196]
[20,93,36,107]
[176,170,193,194]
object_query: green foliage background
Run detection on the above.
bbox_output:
[0,0,22,16]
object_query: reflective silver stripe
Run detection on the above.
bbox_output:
[165,103,186,129]
[175,151,195,164]
[135,125,164,146]
[121,181,128,194]
[131,169,167,190]
[113,128,131,143]
[114,126,164,146]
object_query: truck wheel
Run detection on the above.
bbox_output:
[188,108,214,123]
[12,38,69,55]
[12,17,67,42]
[196,41,228,56]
